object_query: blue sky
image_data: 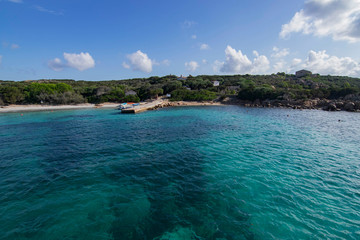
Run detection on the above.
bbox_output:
[1,0,360,80]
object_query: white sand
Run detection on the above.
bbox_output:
[0,103,120,113]
[0,100,225,114]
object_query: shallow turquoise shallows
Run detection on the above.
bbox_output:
[0,106,359,240]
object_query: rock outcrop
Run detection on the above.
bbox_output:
[220,96,360,112]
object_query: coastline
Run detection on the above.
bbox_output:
[1,98,359,114]
[0,100,225,114]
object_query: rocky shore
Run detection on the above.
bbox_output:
[138,98,360,112]
[220,96,360,112]
[145,100,223,111]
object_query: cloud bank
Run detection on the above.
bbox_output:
[280,0,360,42]
[48,52,95,71]
[272,50,360,76]
[301,50,360,76]
[216,45,270,74]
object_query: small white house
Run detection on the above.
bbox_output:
[212,81,220,87]
[166,93,171,98]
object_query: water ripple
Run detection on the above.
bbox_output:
[0,107,360,239]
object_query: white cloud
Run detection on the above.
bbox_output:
[280,0,360,42]
[0,55,2,65]
[48,52,95,71]
[34,5,62,15]
[200,43,209,50]
[2,42,20,49]
[10,43,19,49]
[252,54,271,74]
[273,61,286,72]
[191,35,197,39]
[8,0,23,3]
[218,45,270,74]
[124,50,153,73]
[182,20,197,28]
[162,59,170,66]
[213,60,223,73]
[272,47,289,58]
[122,62,130,69]
[291,58,302,68]
[302,50,360,76]
[185,61,199,72]
[64,52,95,71]
[202,59,208,64]
[48,58,64,71]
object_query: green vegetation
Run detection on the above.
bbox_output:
[171,89,217,101]
[1,73,360,106]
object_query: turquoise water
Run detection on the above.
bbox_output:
[0,106,359,239]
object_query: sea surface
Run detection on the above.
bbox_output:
[0,106,359,240]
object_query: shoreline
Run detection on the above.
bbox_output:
[1,98,359,114]
[0,103,120,113]
[0,101,226,114]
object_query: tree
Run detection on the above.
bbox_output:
[163,81,182,94]
[1,86,25,104]
[149,88,163,99]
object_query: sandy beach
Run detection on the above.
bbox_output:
[0,103,120,113]
[0,100,225,114]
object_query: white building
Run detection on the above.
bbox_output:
[213,81,220,87]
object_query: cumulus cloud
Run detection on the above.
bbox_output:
[200,43,209,50]
[64,52,95,71]
[273,61,286,72]
[301,50,360,76]
[280,0,360,42]
[217,45,270,74]
[48,52,95,71]
[292,58,302,66]
[185,61,199,72]
[191,35,197,39]
[272,47,289,58]
[213,60,223,73]
[123,50,153,73]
